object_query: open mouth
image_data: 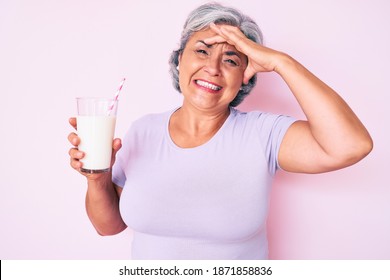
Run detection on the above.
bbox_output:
[194,79,223,92]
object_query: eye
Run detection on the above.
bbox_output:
[225,59,238,66]
[195,49,208,55]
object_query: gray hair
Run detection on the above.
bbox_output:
[169,2,263,107]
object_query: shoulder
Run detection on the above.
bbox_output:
[133,110,170,127]
[229,108,296,147]
[231,107,276,119]
[123,109,174,141]
[230,107,293,127]
[131,109,174,130]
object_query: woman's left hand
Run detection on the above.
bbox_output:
[205,23,373,174]
[205,22,284,84]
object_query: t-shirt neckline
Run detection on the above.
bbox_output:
[165,106,236,151]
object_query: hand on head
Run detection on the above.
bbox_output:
[205,23,283,84]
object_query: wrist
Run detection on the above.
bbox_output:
[273,52,296,75]
[86,171,113,190]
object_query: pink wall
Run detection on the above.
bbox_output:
[0,0,388,259]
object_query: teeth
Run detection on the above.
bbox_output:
[196,80,222,91]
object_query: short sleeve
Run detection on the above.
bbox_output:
[255,112,296,175]
[112,161,125,188]
[112,127,132,188]
[111,112,169,188]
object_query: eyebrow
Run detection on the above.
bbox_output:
[225,50,240,58]
[197,40,213,48]
[197,40,242,59]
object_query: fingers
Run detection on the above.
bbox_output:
[68,132,80,146]
[69,117,77,130]
[206,23,251,54]
[68,126,83,171]
[70,157,82,170]
[111,138,122,159]
[112,138,122,152]
[68,147,84,159]
[204,23,229,45]
[110,138,122,167]
[203,34,227,45]
[68,118,122,173]
[243,63,257,85]
[69,147,84,170]
[243,73,254,85]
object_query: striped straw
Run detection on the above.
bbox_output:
[108,78,126,115]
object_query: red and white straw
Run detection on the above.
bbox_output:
[108,78,126,115]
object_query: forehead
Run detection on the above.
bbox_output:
[188,28,240,52]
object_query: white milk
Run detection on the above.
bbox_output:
[77,115,116,172]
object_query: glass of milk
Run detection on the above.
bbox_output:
[76,97,118,173]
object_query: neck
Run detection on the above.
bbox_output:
[175,104,230,136]
[169,104,231,148]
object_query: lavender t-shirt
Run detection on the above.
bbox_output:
[112,107,296,259]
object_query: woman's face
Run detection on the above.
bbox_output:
[178,27,247,112]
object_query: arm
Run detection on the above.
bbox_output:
[85,176,127,235]
[276,56,373,173]
[68,117,127,235]
[206,23,373,173]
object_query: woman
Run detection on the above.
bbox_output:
[68,3,372,259]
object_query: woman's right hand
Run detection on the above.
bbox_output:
[67,117,122,181]
[68,117,126,235]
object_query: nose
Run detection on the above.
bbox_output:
[203,55,221,76]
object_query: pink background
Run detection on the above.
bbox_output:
[0,0,389,259]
